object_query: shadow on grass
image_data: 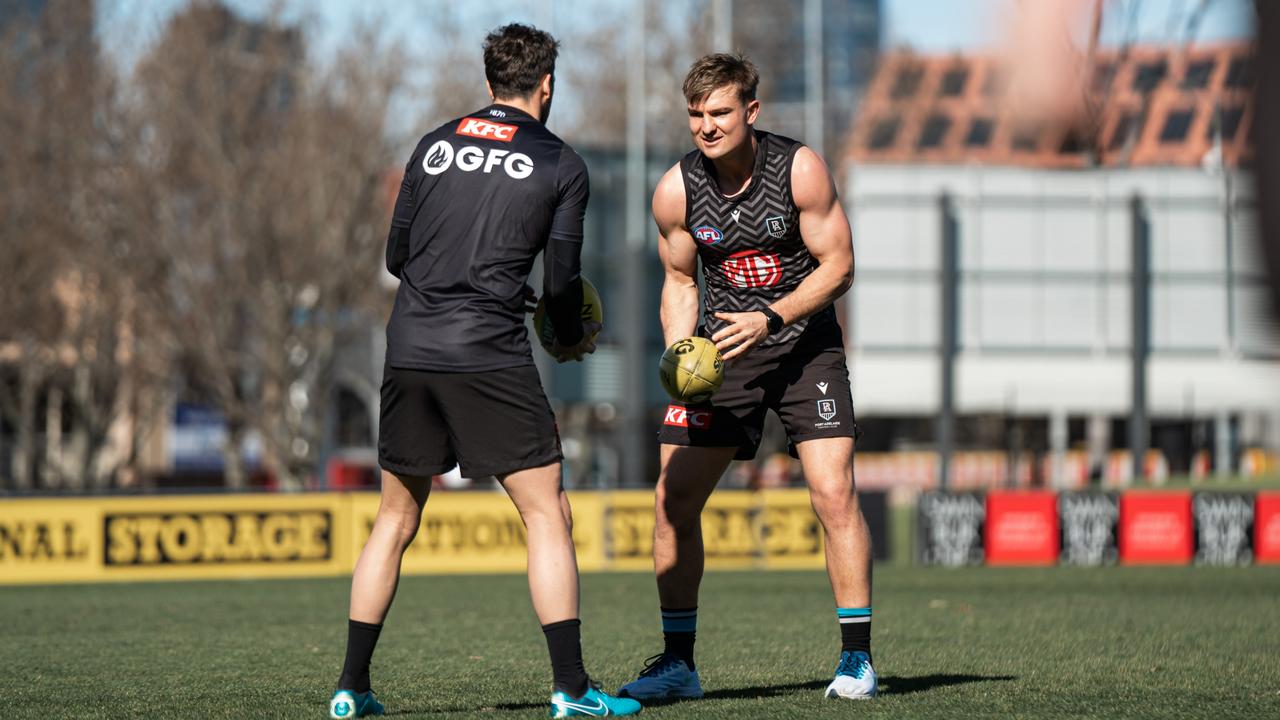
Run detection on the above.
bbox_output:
[387,674,1018,714]
[880,673,1018,696]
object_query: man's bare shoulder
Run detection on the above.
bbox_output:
[790,145,838,210]
[652,162,687,231]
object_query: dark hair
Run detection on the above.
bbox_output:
[682,53,759,105]
[483,23,559,99]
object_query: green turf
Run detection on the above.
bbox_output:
[4,567,1279,719]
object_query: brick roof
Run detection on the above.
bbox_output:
[844,42,1253,168]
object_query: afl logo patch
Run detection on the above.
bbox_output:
[693,225,723,246]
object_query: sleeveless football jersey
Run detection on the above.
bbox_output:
[680,130,838,349]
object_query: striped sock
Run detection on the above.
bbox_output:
[837,607,872,658]
[661,607,697,671]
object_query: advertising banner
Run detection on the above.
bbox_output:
[1119,492,1193,565]
[1253,492,1280,564]
[1192,493,1254,566]
[1058,492,1120,566]
[0,494,351,584]
[1,488,833,584]
[985,491,1058,566]
[917,491,985,567]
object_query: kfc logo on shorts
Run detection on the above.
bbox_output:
[723,250,782,288]
[456,118,519,141]
[693,225,723,246]
[664,405,711,429]
[817,399,837,421]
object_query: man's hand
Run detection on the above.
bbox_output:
[522,284,538,314]
[552,321,602,363]
[711,311,769,361]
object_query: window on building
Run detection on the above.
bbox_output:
[918,115,951,149]
[1208,105,1246,142]
[939,66,968,96]
[1058,131,1085,154]
[1225,57,1252,88]
[1012,123,1041,152]
[1132,60,1168,92]
[1181,59,1215,89]
[868,117,901,150]
[965,117,994,147]
[891,65,923,99]
[1108,113,1139,151]
[1159,109,1194,142]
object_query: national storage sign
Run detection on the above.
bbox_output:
[0,490,832,585]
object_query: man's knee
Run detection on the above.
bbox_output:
[375,505,422,547]
[655,481,703,531]
[809,481,861,526]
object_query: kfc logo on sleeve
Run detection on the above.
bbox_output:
[663,405,711,429]
[456,118,519,141]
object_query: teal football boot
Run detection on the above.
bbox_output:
[550,681,642,717]
[329,689,384,718]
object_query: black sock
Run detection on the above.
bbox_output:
[660,607,697,671]
[837,607,871,660]
[542,619,589,698]
[338,619,383,693]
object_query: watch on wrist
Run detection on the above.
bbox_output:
[760,307,784,336]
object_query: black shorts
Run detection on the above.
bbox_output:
[378,363,562,478]
[658,335,859,461]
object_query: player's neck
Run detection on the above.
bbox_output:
[492,95,543,122]
[710,132,758,198]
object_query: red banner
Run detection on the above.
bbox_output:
[985,492,1059,565]
[1254,492,1280,564]
[1119,492,1193,565]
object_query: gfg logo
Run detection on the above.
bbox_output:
[422,140,533,179]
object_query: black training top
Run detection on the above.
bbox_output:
[680,130,838,349]
[384,104,587,372]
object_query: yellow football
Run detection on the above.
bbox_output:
[658,336,725,404]
[533,277,603,353]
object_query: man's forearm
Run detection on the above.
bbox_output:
[768,259,852,325]
[660,279,700,346]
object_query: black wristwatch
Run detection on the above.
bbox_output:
[760,307,784,336]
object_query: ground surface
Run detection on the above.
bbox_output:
[4,567,1279,719]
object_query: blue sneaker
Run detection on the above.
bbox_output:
[550,681,642,717]
[617,653,703,700]
[330,689,384,718]
[824,651,877,699]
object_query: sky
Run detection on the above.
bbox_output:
[98,0,1256,67]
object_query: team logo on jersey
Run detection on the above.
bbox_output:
[817,399,837,421]
[723,250,781,288]
[693,225,723,246]
[730,208,741,223]
[766,215,787,238]
[817,382,829,395]
[664,405,711,429]
[421,140,534,179]
[456,118,518,141]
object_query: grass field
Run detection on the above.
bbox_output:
[4,567,1279,719]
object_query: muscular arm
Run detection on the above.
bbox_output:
[654,164,700,347]
[711,146,853,360]
[771,147,854,323]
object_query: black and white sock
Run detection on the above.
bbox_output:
[837,606,871,660]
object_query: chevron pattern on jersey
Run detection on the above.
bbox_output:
[682,131,836,347]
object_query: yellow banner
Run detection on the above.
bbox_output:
[0,488,824,585]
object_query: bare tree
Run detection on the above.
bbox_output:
[126,2,404,489]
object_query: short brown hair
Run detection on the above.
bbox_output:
[483,23,559,99]
[682,53,759,105]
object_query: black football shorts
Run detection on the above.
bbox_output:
[378,363,562,478]
[658,334,859,460]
